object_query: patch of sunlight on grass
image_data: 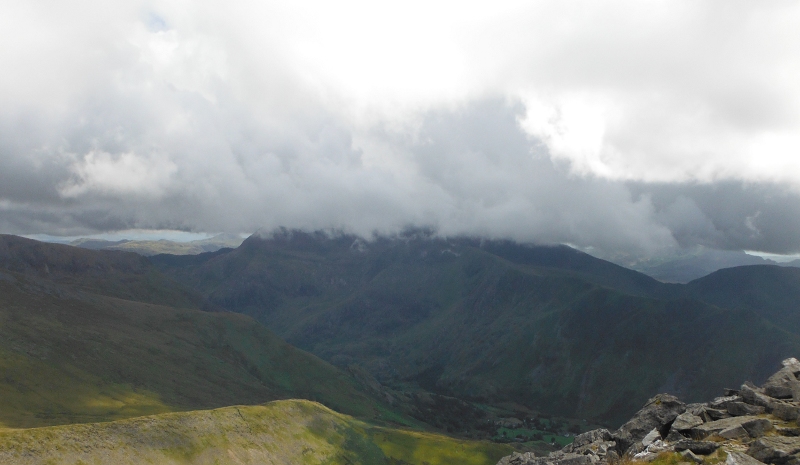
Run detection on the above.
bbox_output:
[370,427,513,465]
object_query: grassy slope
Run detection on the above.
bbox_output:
[0,277,390,429]
[154,232,800,425]
[0,400,512,465]
[0,234,210,310]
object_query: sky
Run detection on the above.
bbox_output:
[1,0,800,257]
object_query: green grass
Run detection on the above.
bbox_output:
[0,400,513,465]
[0,278,393,428]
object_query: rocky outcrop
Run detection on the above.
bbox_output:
[496,358,800,465]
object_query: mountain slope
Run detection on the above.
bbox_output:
[683,265,800,333]
[153,230,800,425]
[0,234,212,309]
[0,236,409,429]
[0,400,512,465]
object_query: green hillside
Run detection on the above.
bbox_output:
[0,399,512,465]
[153,230,800,425]
[0,272,393,429]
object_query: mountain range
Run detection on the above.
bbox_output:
[4,229,800,462]
[151,229,800,426]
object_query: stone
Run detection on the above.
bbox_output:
[672,413,704,431]
[568,429,613,451]
[763,367,800,401]
[499,452,596,465]
[772,403,800,421]
[726,452,766,465]
[673,440,720,455]
[741,383,776,409]
[613,394,686,453]
[777,427,800,437]
[705,408,732,420]
[497,452,537,465]
[680,450,703,463]
[747,436,800,465]
[666,429,687,442]
[687,404,708,417]
[711,396,743,410]
[691,416,773,439]
[728,402,767,416]
[784,358,800,374]
[642,429,661,447]
[719,425,750,440]
[633,440,673,462]
[743,419,776,438]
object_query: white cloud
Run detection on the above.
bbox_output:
[60,151,177,197]
[1,0,800,254]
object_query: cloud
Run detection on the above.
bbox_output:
[1,1,800,256]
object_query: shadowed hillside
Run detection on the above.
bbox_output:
[0,235,408,429]
[153,230,800,425]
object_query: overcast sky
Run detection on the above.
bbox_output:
[1,1,800,256]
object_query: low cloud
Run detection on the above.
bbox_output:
[1,1,800,256]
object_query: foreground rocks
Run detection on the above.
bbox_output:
[497,358,800,465]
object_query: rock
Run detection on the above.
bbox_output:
[728,402,767,416]
[719,425,750,440]
[497,452,537,465]
[567,429,613,451]
[680,450,703,463]
[777,427,800,437]
[673,440,721,455]
[667,429,688,442]
[784,358,800,375]
[613,394,686,453]
[772,403,800,421]
[672,413,704,431]
[747,436,800,465]
[687,403,708,417]
[633,440,673,462]
[711,396,743,410]
[497,452,594,465]
[743,419,776,438]
[642,429,661,447]
[726,451,766,465]
[705,408,733,421]
[692,416,773,439]
[763,367,800,401]
[742,383,776,409]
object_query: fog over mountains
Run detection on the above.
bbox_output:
[1,2,800,264]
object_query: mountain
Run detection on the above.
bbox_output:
[682,265,800,334]
[0,399,512,465]
[152,230,800,425]
[70,233,244,256]
[0,235,395,429]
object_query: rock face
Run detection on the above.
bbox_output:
[495,358,800,465]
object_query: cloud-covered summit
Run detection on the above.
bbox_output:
[1,1,799,257]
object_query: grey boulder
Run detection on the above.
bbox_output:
[613,394,686,453]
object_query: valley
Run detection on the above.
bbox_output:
[3,231,800,463]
